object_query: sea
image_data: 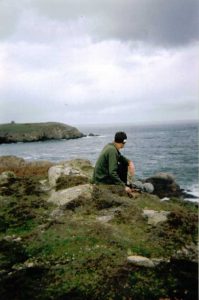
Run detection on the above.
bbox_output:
[0,122,198,201]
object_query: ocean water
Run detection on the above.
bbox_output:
[0,122,198,199]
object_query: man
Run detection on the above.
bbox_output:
[92,131,135,195]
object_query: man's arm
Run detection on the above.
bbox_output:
[108,149,135,195]
[108,150,125,185]
[120,155,135,176]
[128,160,135,176]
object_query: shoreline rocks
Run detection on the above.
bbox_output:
[0,155,197,201]
[145,172,198,199]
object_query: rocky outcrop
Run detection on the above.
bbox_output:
[48,184,93,208]
[145,172,198,199]
[142,209,170,225]
[0,171,16,185]
[145,172,184,198]
[48,159,93,188]
[0,122,84,143]
[87,133,99,137]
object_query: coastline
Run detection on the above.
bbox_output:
[0,122,198,200]
[0,155,198,202]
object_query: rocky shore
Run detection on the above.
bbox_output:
[0,122,84,143]
[0,156,198,299]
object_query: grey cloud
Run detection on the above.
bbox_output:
[0,1,21,39]
[31,0,199,46]
[0,0,198,125]
[0,0,198,46]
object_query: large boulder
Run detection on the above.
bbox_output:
[48,159,93,188]
[145,172,181,198]
[142,209,170,225]
[48,183,93,208]
[0,171,16,185]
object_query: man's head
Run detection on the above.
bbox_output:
[114,131,127,149]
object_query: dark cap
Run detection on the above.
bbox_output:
[114,131,127,143]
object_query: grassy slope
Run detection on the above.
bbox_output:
[0,173,198,300]
[0,122,70,133]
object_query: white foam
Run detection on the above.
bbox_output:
[184,183,199,202]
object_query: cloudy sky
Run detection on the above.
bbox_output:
[0,0,198,125]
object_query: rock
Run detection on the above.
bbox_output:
[39,179,51,192]
[50,208,65,218]
[48,159,93,188]
[48,165,68,187]
[151,258,169,266]
[48,184,93,208]
[0,171,16,185]
[87,133,99,137]
[131,181,154,193]
[96,215,114,223]
[0,122,84,143]
[173,243,198,263]
[24,261,35,268]
[142,209,170,225]
[127,255,155,268]
[3,235,21,242]
[160,197,170,201]
[143,182,154,193]
[151,173,176,181]
[145,172,181,198]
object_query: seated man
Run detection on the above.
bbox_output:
[92,131,135,195]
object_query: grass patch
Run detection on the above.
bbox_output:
[56,175,89,190]
[0,175,198,299]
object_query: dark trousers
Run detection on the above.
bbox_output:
[117,160,128,184]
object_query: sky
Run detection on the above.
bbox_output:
[0,0,198,126]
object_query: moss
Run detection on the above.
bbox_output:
[56,175,89,191]
[0,238,28,269]
[0,174,198,299]
[91,185,128,209]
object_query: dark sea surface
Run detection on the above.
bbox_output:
[0,122,198,199]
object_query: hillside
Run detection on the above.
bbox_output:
[0,122,84,143]
[0,156,198,299]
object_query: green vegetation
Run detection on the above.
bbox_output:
[0,174,198,299]
[0,122,84,143]
[0,122,64,133]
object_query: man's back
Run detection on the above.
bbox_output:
[92,143,126,185]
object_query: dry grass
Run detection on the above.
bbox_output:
[0,162,54,177]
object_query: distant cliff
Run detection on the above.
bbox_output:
[0,122,85,144]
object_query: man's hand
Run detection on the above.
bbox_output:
[128,161,135,176]
[125,186,132,194]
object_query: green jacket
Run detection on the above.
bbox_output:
[92,143,129,186]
